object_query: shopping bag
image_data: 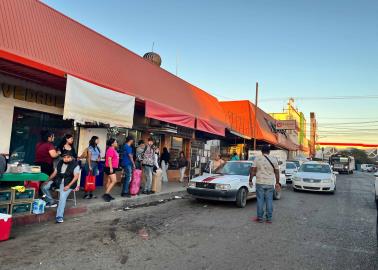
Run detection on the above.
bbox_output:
[152,169,162,193]
[130,169,142,195]
[84,173,96,192]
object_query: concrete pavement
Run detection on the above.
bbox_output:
[0,172,377,270]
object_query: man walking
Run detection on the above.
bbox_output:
[121,136,136,197]
[249,145,280,223]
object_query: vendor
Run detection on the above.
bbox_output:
[212,154,225,172]
[41,151,80,223]
[35,130,60,177]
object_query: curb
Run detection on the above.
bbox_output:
[12,189,187,227]
[86,190,188,213]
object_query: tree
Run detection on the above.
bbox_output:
[339,148,375,164]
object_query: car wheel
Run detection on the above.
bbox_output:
[273,189,281,200]
[236,188,247,208]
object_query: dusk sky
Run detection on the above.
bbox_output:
[43,0,378,144]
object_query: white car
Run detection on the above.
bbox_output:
[285,161,298,183]
[292,162,337,193]
[187,161,286,208]
[374,172,378,207]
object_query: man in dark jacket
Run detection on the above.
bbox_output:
[41,151,80,223]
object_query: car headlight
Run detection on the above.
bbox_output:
[188,181,196,188]
[322,179,332,183]
[292,176,302,182]
[215,184,231,191]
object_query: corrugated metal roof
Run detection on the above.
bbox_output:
[0,0,227,130]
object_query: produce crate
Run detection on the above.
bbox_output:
[0,204,10,214]
[12,188,35,203]
[10,202,32,216]
[0,189,12,204]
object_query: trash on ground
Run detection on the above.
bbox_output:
[174,196,182,199]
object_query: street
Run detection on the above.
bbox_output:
[1,172,377,270]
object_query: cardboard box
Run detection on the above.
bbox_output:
[0,189,12,204]
[12,188,35,203]
[10,202,32,216]
[0,204,10,214]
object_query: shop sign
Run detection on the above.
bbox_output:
[1,82,64,108]
[276,120,296,130]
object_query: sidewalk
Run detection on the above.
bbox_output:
[13,182,187,226]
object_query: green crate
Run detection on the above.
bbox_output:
[10,202,32,216]
[12,188,35,203]
[0,189,12,204]
[0,204,10,214]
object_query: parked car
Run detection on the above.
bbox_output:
[361,164,376,173]
[289,160,301,169]
[187,160,286,208]
[285,161,298,183]
[374,172,378,208]
[292,162,337,193]
[374,172,378,244]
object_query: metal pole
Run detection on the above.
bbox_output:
[253,82,259,151]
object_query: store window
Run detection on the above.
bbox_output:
[9,107,74,164]
[169,136,183,169]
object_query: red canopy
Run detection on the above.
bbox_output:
[0,0,227,136]
[220,100,278,145]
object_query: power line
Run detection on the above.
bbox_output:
[260,95,378,102]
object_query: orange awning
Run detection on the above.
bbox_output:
[220,100,278,145]
[0,0,227,136]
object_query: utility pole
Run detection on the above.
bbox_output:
[253,82,259,151]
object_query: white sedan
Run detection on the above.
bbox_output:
[292,162,337,193]
[285,161,298,182]
[187,161,286,208]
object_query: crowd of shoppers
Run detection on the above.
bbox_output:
[33,130,192,222]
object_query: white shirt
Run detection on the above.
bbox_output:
[252,155,279,185]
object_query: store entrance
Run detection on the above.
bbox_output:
[9,107,74,164]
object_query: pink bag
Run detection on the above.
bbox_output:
[129,169,142,195]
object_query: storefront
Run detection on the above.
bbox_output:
[0,72,72,163]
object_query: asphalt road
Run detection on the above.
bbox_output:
[1,172,377,270]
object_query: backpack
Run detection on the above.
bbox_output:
[142,146,155,166]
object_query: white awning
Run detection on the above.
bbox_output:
[64,75,135,128]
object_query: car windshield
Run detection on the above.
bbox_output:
[286,163,297,169]
[216,162,251,176]
[299,164,332,173]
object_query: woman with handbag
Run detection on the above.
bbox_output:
[83,136,101,199]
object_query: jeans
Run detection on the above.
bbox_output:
[179,167,186,182]
[122,164,132,194]
[143,165,153,192]
[161,161,169,182]
[41,180,73,218]
[256,184,274,221]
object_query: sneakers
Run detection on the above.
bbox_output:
[56,217,64,223]
[252,217,264,223]
[46,202,58,208]
[83,194,90,199]
[266,220,273,224]
[102,194,111,202]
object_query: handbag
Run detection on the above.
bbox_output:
[84,172,96,192]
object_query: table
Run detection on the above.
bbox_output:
[0,173,49,182]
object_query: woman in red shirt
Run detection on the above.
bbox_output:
[35,130,60,176]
